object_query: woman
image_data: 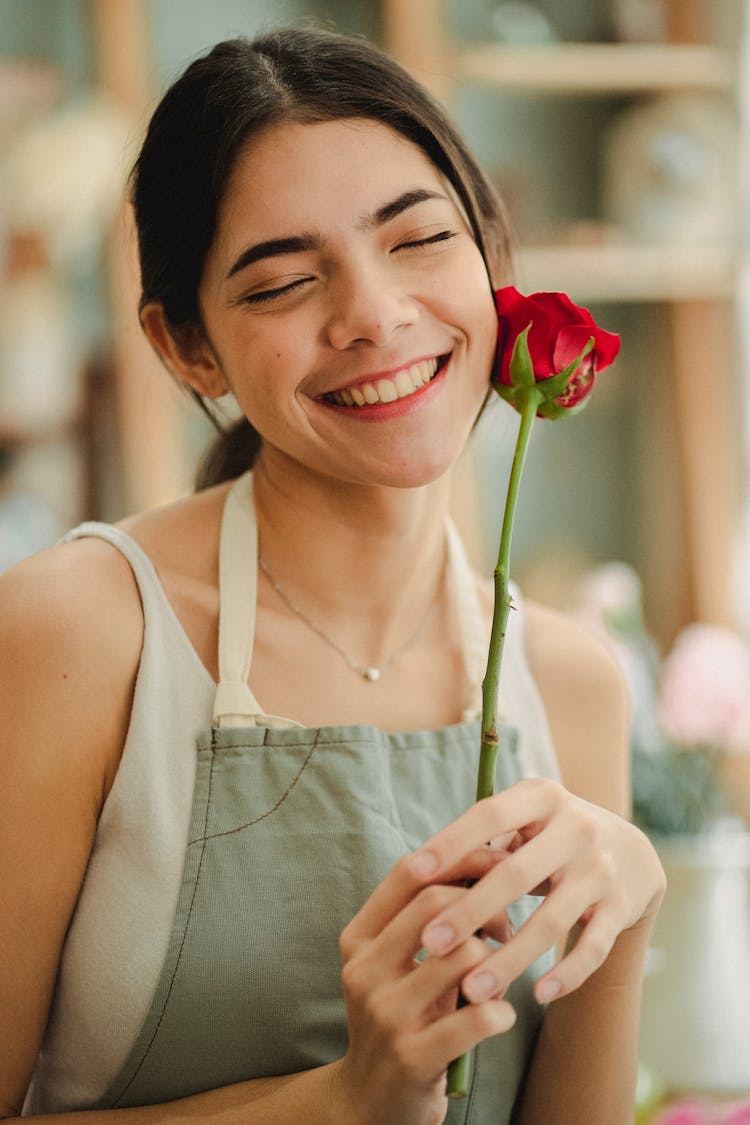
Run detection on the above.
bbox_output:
[1,28,664,1124]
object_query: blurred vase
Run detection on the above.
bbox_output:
[601,94,737,246]
[0,267,82,433]
[639,829,750,1094]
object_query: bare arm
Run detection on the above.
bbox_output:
[0,545,347,1125]
[3,1068,346,1125]
[514,601,664,1125]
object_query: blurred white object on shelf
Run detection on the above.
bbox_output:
[602,94,738,245]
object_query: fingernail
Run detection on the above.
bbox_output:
[536,978,562,1004]
[422,922,455,955]
[463,971,498,1002]
[408,849,440,879]
[499,917,516,944]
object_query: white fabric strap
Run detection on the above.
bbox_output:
[445,520,490,722]
[214,472,265,727]
[213,471,489,727]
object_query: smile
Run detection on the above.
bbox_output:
[323,356,443,408]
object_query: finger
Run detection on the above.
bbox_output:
[388,935,491,1024]
[476,909,516,946]
[420,817,579,956]
[341,844,510,951]
[532,910,620,1003]
[340,849,450,954]
[410,998,518,1078]
[411,779,566,878]
[343,883,469,986]
[459,890,587,1003]
[440,843,514,885]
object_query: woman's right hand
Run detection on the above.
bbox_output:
[334,849,516,1125]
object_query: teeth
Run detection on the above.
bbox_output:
[375,379,398,403]
[328,357,439,407]
[394,370,415,397]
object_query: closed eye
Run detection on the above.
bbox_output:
[394,230,458,251]
[240,277,312,305]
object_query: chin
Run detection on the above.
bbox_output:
[370,449,462,491]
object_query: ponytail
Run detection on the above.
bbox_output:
[195,417,262,490]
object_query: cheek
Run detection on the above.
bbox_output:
[458,251,497,346]
[469,286,500,370]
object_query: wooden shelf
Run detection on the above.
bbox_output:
[515,243,737,302]
[452,42,735,95]
[382,0,744,637]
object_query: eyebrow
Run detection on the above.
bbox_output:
[226,234,323,279]
[370,188,446,227]
[225,187,447,280]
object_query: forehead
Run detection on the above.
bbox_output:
[214,118,451,244]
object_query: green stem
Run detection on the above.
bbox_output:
[445,387,541,1099]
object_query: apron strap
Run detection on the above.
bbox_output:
[445,519,490,722]
[213,471,488,727]
[213,472,302,728]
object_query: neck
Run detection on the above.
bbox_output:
[251,449,453,660]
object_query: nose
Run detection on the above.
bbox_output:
[325,259,419,350]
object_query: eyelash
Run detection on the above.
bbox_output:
[242,278,309,306]
[242,230,458,305]
[395,230,457,251]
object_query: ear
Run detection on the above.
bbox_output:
[140,303,229,399]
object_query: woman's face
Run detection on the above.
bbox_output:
[197,117,498,489]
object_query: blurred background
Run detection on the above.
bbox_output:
[1,1,749,1120]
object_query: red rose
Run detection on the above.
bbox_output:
[492,286,620,419]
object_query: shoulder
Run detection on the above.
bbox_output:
[0,534,144,664]
[0,534,145,799]
[118,480,229,581]
[522,598,628,708]
[520,596,630,815]
[476,577,627,708]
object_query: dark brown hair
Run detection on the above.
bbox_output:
[129,26,513,488]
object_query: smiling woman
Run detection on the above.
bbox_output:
[0,25,664,1125]
[148,116,498,490]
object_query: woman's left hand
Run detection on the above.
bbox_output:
[409,778,666,1005]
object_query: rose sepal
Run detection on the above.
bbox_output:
[535,336,594,401]
[492,329,596,418]
[508,324,536,389]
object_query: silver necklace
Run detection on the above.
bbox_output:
[258,555,439,682]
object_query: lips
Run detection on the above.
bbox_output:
[322,356,445,408]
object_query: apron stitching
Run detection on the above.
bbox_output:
[112,733,219,1106]
[204,723,484,750]
[188,730,320,844]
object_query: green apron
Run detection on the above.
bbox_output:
[95,474,549,1123]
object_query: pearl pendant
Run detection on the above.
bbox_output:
[363,667,381,682]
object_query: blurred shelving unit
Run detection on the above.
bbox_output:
[381,0,744,642]
[89,0,195,516]
[0,55,89,565]
[450,40,734,93]
[0,4,187,554]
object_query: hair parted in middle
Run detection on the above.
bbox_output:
[129,26,515,486]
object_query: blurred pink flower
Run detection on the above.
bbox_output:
[724,1104,750,1125]
[658,624,750,755]
[654,1100,750,1125]
[654,1100,710,1125]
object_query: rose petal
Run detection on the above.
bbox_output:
[491,287,620,411]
